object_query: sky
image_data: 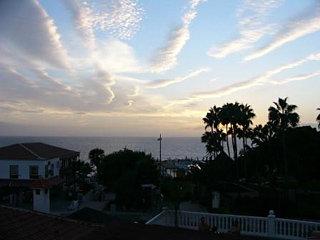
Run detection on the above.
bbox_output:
[0,0,319,137]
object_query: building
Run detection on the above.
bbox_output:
[161,159,202,178]
[0,142,79,213]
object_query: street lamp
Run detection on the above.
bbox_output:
[157,134,162,163]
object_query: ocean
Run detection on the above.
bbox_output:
[0,136,207,161]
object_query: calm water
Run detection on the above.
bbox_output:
[0,136,207,161]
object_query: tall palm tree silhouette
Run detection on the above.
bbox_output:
[317,108,320,129]
[238,104,255,177]
[219,102,244,178]
[203,106,220,133]
[202,106,224,158]
[219,103,232,158]
[239,104,256,151]
[268,97,299,178]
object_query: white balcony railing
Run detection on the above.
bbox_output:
[146,210,320,239]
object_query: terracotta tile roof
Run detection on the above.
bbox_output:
[0,143,79,160]
[0,206,263,240]
[0,205,102,240]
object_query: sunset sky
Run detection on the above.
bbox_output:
[0,0,319,137]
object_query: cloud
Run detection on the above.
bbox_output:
[0,0,69,69]
[208,0,282,58]
[193,51,320,99]
[150,0,205,72]
[145,68,209,89]
[269,71,320,85]
[92,40,141,73]
[245,1,320,61]
[94,69,116,104]
[64,0,144,49]
[63,0,96,49]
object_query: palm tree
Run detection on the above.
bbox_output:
[238,104,255,178]
[268,97,299,178]
[201,131,224,159]
[219,102,244,178]
[219,104,232,158]
[202,106,223,159]
[317,108,320,129]
[203,106,220,133]
[239,104,256,151]
[268,97,299,133]
[251,123,274,147]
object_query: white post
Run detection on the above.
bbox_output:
[267,210,276,237]
[33,188,50,213]
[212,191,220,209]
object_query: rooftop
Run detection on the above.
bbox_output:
[0,205,263,240]
[0,142,79,160]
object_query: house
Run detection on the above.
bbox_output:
[0,142,79,213]
[161,159,202,178]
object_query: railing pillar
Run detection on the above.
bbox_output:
[267,210,276,237]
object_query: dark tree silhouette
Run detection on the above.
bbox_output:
[268,97,299,178]
[202,106,224,158]
[317,108,320,129]
[98,149,160,209]
[203,103,255,178]
[89,148,105,168]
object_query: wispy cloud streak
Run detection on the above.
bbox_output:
[0,0,69,69]
[269,72,320,85]
[208,0,282,59]
[245,1,320,61]
[145,68,209,89]
[150,0,205,72]
[193,52,320,98]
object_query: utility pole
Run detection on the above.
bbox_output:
[157,134,162,163]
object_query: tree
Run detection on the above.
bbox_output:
[201,130,224,159]
[219,104,232,158]
[203,103,255,178]
[61,160,92,194]
[203,106,221,132]
[239,104,255,150]
[89,148,105,168]
[268,97,299,133]
[268,97,299,178]
[160,178,193,227]
[251,123,274,147]
[219,102,244,178]
[98,149,160,210]
[317,108,320,129]
[202,106,224,158]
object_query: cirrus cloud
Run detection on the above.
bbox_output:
[0,0,70,69]
[150,0,206,72]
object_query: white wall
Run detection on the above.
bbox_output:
[0,158,61,179]
[33,188,50,213]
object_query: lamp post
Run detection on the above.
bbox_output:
[157,134,162,163]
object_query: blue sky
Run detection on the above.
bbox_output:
[0,0,319,136]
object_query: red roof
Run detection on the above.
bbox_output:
[0,206,262,240]
[0,142,79,160]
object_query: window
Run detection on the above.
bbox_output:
[29,165,39,179]
[45,164,48,178]
[35,189,40,195]
[9,165,19,179]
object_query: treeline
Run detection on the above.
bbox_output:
[201,97,320,181]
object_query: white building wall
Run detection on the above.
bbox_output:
[44,158,60,177]
[33,188,50,213]
[0,158,61,179]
